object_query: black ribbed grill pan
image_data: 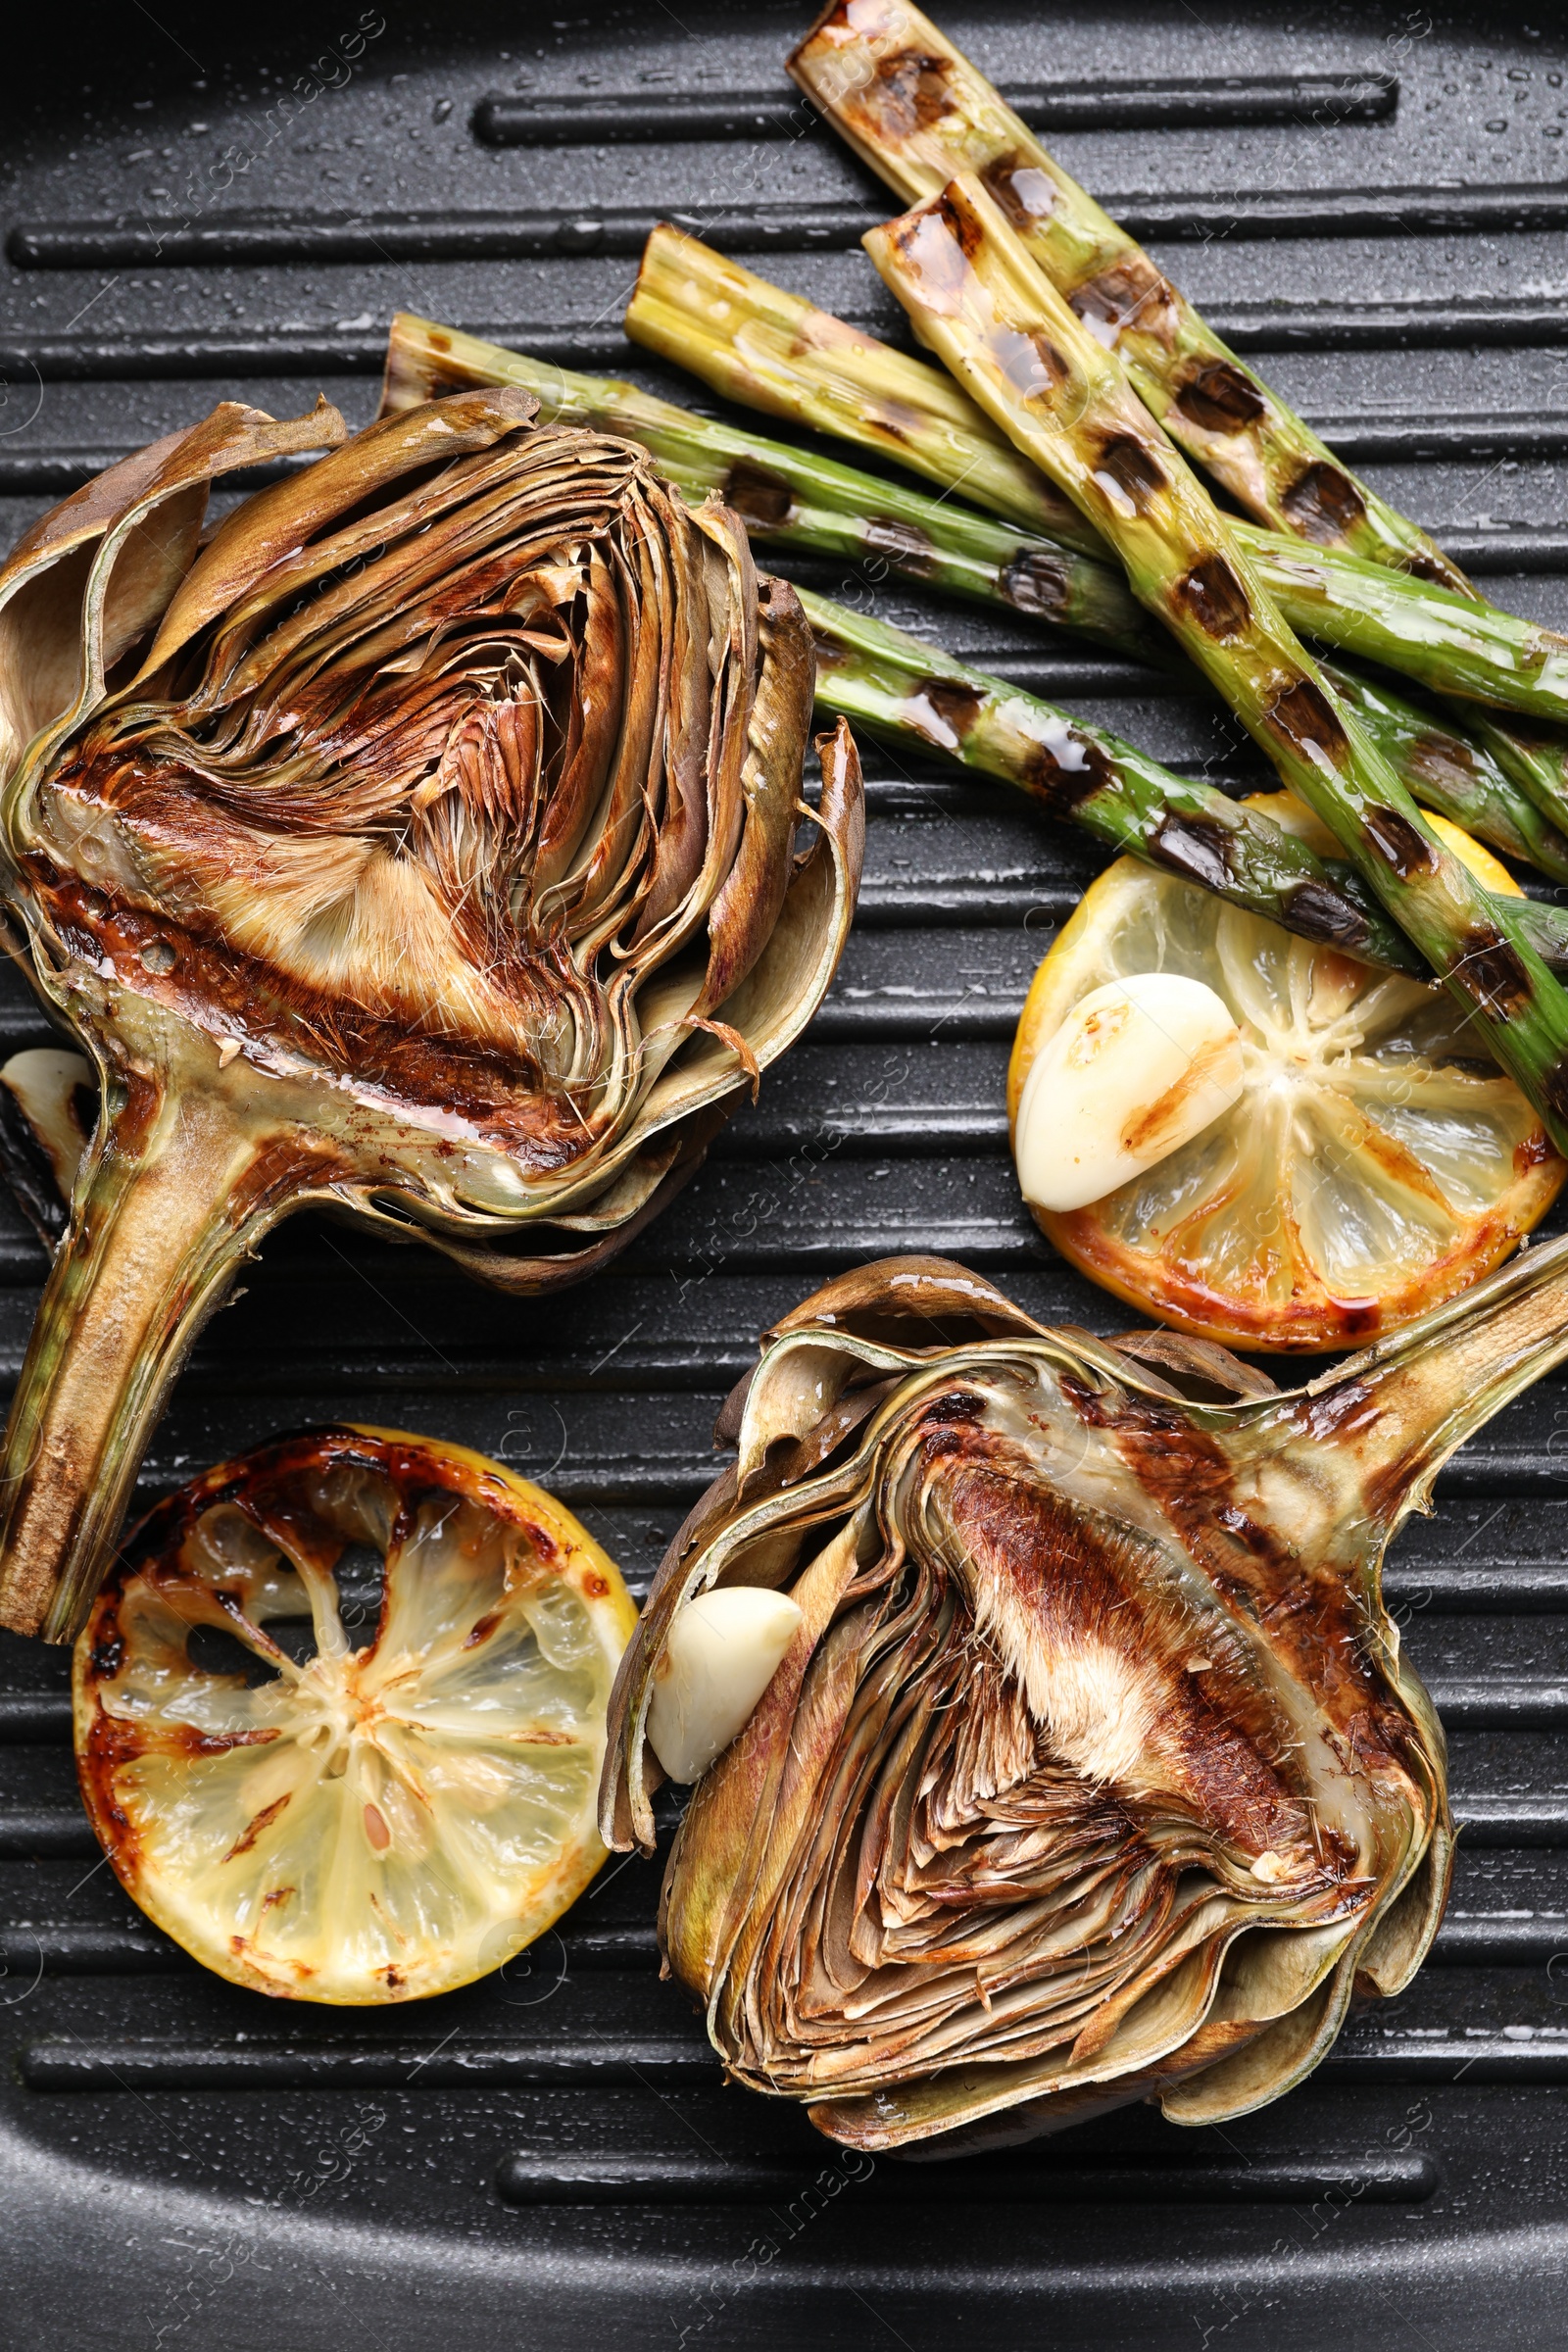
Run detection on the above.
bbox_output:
[3,5,1568,2343]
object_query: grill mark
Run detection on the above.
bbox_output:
[1453,923,1532,1014]
[865,404,919,448]
[1404,551,1465,587]
[1171,357,1267,433]
[1280,460,1369,546]
[979,152,1060,227]
[933,184,982,262]
[923,1390,985,1428]
[1094,434,1167,514]
[1362,805,1439,879]
[1172,552,1251,638]
[990,326,1069,404]
[1069,254,1178,350]
[719,456,795,527]
[1015,719,1117,814]
[1295,1380,1378,1441]
[898,674,982,752]
[868,44,957,134]
[1402,733,1480,796]
[998,547,1073,617]
[1149,810,1235,891]
[1281,879,1370,949]
[861,515,937,575]
[1265,677,1351,766]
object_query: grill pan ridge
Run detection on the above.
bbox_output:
[3,4,1568,2343]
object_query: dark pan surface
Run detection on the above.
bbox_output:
[3,4,1568,2342]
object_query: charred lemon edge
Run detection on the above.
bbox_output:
[1033,1189,1558,1353]
[1007,842,1563,1352]
[72,1424,638,2004]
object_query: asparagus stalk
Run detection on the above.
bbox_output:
[861,175,1568,1146]
[626,231,1568,732]
[576,248,1096,554]
[1446,709,1568,847]
[802,590,1421,970]
[381,313,1152,656]
[788,0,1568,833]
[1252,535,1568,731]
[624,224,1103,542]
[394,313,1568,887]
[1324,665,1568,885]
[788,0,1464,586]
[810,593,1568,975]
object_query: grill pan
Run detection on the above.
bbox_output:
[4,4,1568,2342]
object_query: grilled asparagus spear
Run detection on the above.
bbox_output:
[392,314,1568,888]
[1444,708,1568,850]
[809,594,1568,971]
[1254,535,1568,730]
[788,0,1461,583]
[788,0,1568,831]
[626,230,1568,731]
[863,175,1568,1144]
[803,591,1421,970]
[1324,666,1568,884]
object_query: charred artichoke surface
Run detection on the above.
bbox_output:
[598,1249,1568,2152]
[0,392,860,1640]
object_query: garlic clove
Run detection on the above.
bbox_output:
[646,1587,804,1784]
[1015,972,1245,1214]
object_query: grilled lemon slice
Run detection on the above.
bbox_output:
[74,1427,636,2003]
[1009,807,1562,1350]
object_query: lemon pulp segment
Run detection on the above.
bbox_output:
[1008,853,1561,1350]
[74,1425,637,2003]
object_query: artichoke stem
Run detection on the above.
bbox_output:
[0,1069,308,1642]
[1278,1227,1568,1518]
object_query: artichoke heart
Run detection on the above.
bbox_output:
[0,389,861,1642]
[604,1245,1568,2154]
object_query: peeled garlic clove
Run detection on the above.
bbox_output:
[1015,972,1244,1214]
[646,1587,804,1784]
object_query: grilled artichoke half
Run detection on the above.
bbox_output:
[605,1247,1568,2154]
[0,391,861,1641]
